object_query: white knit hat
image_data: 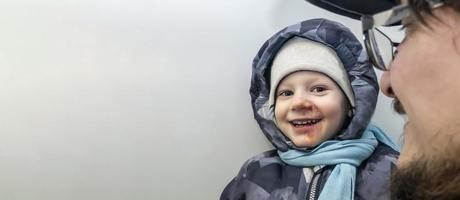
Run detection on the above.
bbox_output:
[268,37,355,109]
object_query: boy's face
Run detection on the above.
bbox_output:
[274,71,349,148]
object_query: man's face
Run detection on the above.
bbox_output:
[380,7,460,165]
[274,71,349,148]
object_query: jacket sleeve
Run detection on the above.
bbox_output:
[220,176,244,200]
[220,157,254,200]
[220,150,279,200]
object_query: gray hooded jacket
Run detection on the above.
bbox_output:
[220,19,399,200]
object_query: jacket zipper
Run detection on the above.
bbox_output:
[307,169,322,200]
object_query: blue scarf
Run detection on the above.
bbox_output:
[278,124,399,200]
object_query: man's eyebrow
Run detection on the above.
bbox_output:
[402,14,414,25]
[402,15,419,34]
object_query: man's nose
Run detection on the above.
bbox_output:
[380,70,395,98]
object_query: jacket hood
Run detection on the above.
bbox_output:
[250,18,379,152]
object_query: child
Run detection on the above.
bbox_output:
[221,19,399,200]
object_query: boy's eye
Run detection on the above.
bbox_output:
[311,86,327,93]
[278,90,293,96]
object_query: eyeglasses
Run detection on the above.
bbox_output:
[361,4,411,71]
[361,0,444,71]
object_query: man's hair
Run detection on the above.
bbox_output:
[409,0,460,25]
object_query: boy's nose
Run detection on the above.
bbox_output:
[291,93,313,111]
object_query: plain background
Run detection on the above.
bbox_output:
[0,0,404,199]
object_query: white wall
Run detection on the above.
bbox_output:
[0,0,404,199]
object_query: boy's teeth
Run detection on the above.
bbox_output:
[291,119,320,126]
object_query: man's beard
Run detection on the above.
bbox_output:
[390,98,460,199]
[390,148,460,200]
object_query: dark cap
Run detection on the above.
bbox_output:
[305,0,399,20]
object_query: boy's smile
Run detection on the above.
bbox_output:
[290,118,322,138]
[274,71,349,148]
